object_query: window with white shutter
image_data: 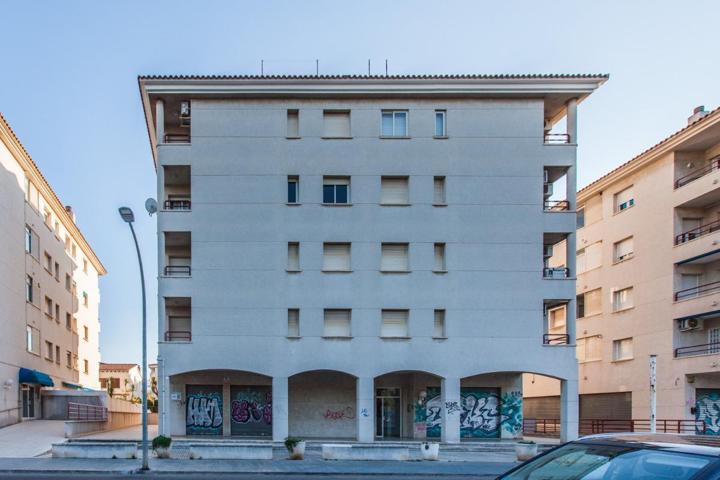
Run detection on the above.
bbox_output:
[288,309,300,337]
[168,316,191,336]
[433,177,446,205]
[381,310,409,337]
[613,237,634,262]
[613,287,633,311]
[577,335,602,362]
[287,242,300,271]
[576,248,587,274]
[381,243,409,272]
[613,338,633,360]
[287,110,299,137]
[323,111,351,138]
[434,243,446,272]
[380,177,409,205]
[324,309,351,337]
[549,307,566,329]
[614,186,635,213]
[585,242,603,271]
[583,289,602,317]
[323,243,351,271]
[433,310,446,338]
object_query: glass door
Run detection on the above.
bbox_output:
[375,388,401,438]
[22,385,35,418]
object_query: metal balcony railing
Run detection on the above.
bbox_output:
[164,265,191,276]
[674,155,720,189]
[543,267,570,279]
[543,333,569,345]
[675,218,720,245]
[164,133,191,144]
[523,419,708,437]
[164,199,191,210]
[165,330,192,342]
[543,133,570,144]
[674,280,720,301]
[675,342,720,358]
[544,200,570,211]
[67,402,107,422]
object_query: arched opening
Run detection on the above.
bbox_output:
[288,370,358,440]
[168,369,272,437]
[374,370,443,440]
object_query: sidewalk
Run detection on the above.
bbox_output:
[0,420,66,458]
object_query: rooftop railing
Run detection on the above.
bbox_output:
[675,218,720,245]
[675,155,720,189]
[675,342,720,358]
[674,280,720,301]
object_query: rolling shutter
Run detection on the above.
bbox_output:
[434,244,446,271]
[287,243,300,270]
[381,244,408,271]
[324,310,351,337]
[381,310,408,337]
[323,111,350,137]
[323,243,350,271]
[433,177,446,204]
[433,310,445,337]
[287,310,299,337]
[381,177,409,204]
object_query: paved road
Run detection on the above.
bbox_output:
[0,475,498,480]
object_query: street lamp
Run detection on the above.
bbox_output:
[118,206,149,470]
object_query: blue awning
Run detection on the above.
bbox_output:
[19,368,54,387]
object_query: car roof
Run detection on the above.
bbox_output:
[575,433,720,457]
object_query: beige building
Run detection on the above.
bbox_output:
[525,106,720,434]
[99,363,142,401]
[0,113,106,427]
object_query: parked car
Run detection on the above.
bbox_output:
[498,433,720,479]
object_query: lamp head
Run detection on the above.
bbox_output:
[118,207,135,223]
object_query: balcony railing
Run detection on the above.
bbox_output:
[543,267,570,279]
[675,342,720,358]
[523,418,707,437]
[675,280,720,301]
[674,155,720,189]
[67,402,108,422]
[675,218,720,245]
[544,133,570,144]
[164,265,191,276]
[164,134,191,144]
[543,333,569,345]
[165,330,191,342]
[164,199,191,211]
[544,200,570,211]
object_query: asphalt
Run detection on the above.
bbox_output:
[0,475,493,480]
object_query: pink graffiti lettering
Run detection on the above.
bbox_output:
[324,406,355,420]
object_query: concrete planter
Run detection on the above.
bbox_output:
[420,442,439,461]
[515,442,538,461]
[322,444,410,461]
[154,447,171,459]
[290,441,306,460]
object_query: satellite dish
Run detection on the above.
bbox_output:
[145,198,158,216]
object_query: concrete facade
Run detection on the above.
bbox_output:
[524,106,720,433]
[139,75,606,442]
[0,114,106,428]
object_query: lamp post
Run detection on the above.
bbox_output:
[118,207,149,470]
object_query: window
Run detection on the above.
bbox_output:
[83,359,89,374]
[613,287,634,311]
[381,110,408,137]
[43,209,51,227]
[25,226,32,253]
[287,242,300,271]
[66,351,72,368]
[433,176,446,205]
[83,259,88,274]
[577,288,602,318]
[54,220,60,236]
[72,317,78,333]
[614,186,635,213]
[324,309,351,337]
[434,110,446,137]
[287,176,299,204]
[434,243,446,272]
[65,274,71,291]
[54,262,60,280]
[55,304,60,322]
[26,326,40,355]
[83,326,89,341]
[577,207,585,228]
[380,177,409,205]
[73,354,78,371]
[55,345,60,365]
[287,309,300,337]
[613,338,633,361]
[287,109,299,137]
[44,252,52,271]
[381,243,409,272]
[71,243,77,259]
[26,275,33,303]
[45,297,53,317]
[25,178,39,209]
[323,176,350,204]
[66,313,71,330]
[433,310,446,338]
[577,335,602,362]
[82,291,89,307]
[577,241,602,273]
[549,306,566,329]
[45,341,53,361]
[381,310,409,338]
[323,111,351,138]
[613,237,634,263]
[323,243,351,271]
[680,274,701,298]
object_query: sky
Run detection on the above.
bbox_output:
[1,0,719,365]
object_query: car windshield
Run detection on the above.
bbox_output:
[501,443,712,480]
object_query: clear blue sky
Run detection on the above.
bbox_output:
[1,0,718,364]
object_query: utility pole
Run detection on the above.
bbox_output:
[650,354,657,433]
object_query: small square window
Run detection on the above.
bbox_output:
[323,111,351,138]
[381,310,409,338]
[434,110,447,137]
[381,243,409,272]
[380,177,409,205]
[323,243,351,271]
[381,111,408,137]
[324,309,351,337]
[323,177,350,204]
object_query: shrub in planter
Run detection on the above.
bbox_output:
[284,436,306,460]
[152,435,172,459]
[515,440,538,461]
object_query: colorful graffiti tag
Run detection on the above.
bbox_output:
[324,406,355,420]
[230,386,272,436]
[696,389,720,435]
[500,391,523,437]
[186,385,223,435]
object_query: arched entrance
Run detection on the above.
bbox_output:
[288,370,357,439]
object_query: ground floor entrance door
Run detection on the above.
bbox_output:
[230,386,272,436]
[696,389,720,435]
[376,387,401,438]
[185,385,223,436]
[21,385,35,419]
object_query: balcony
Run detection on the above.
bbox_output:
[675,219,720,245]
[164,265,191,276]
[164,199,191,211]
[543,267,570,279]
[543,333,569,345]
[544,200,570,211]
[675,342,720,358]
[164,232,191,277]
[675,155,720,189]
[164,134,190,144]
[163,166,191,211]
[164,330,192,342]
[675,280,720,301]
[544,133,570,144]
[164,297,191,343]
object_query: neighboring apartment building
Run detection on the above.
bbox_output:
[99,363,142,400]
[525,106,720,433]
[0,114,106,427]
[139,74,606,441]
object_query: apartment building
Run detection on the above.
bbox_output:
[0,114,106,427]
[525,106,720,433]
[139,74,606,441]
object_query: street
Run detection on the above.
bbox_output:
[0,475,496,480]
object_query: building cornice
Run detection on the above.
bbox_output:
[0,113,107,275]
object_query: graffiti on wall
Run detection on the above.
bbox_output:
[230,386,272,436]
[324,406,355,420]
[425,387,511,438]
[500,391,523,437]
[696,390,720,435]
[186,386,223,435]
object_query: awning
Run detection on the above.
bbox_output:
[19,368,54,387]
[62,381,83,390]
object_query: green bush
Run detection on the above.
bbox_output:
[152,435,172,450]
[284,436,302,452]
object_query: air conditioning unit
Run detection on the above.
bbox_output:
[678,318,703,331]
[180,102,191,117]
[544,182,554,197]
[544,245,553,258]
